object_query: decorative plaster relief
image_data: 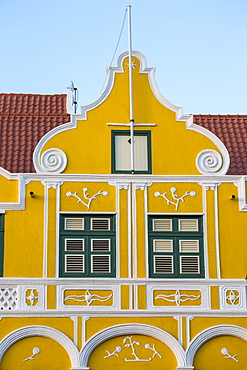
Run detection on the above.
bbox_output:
[226,290,240,305]
[40,148,67,173]
[155,290,200,306]
[26,289,39,307]
[66,188,108,210]
[23,347,40,361]
[57,285,118,310]
[104,346,122,358]
[18,286,45,310]
[221,347,239,362]
[104,336,162,362]
[196,149,223,175]
[135,182,152,191]
[148,285,209,310]
[154,187,196,210]
[220,286,245,310]
[64,289,112,306]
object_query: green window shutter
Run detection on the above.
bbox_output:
[149,216,204,278]
[111,130,152,174]
[60,215,115,278]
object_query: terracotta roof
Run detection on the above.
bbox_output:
[0,94,246,175]
[194,115,247,175]
[0,93,70,173]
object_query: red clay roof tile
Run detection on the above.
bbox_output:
[193,114,247,175]
[0,93,70,173]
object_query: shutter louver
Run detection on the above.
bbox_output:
[91,255,110,273]
[91,239,110,252]
[65,255,84,273]
[91,218,110,231]
[180,256,200,274]
[179,219,198,232]
[65,239,84,252]
[65,218,84,230]
[154,256,173,274]
[179,240,199,253]
[153,219,172,232]
[153,239,173,252]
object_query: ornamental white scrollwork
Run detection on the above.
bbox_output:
[104,336,162,362]
[64,289,112,306]
[26,289,38,306]
[66,188,108,210]
[155,290,200,306]
[221,348,239,362]
[196,149,223,174]
[145,343,162,359]
[154,187,196,211]
[104,346,122,358]
[40,148,67,173]
[226,290,240,305]
[124,336,151,362]
[23,347,40,361]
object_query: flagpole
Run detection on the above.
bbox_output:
[127,5,135,174]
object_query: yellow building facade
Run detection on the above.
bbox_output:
[0,51,246,369]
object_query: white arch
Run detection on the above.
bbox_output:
[186,324,247,366]
[0,325,80,367]
[79,323,186,368]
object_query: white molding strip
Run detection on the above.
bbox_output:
[17,173,245,183]
[202,185,209,279]
[43,182,48,278]
[214,185,221,279]
[0,174,26,211]
[174,316,183,346]
[0,277,246,285]
[70,316,78,347]
[82,316,90,349]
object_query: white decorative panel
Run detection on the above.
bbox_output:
[220,286,246,310]
[57,285,120,310]
[18,286,45,309]
[147,285,210,310]
[0,288,18,310]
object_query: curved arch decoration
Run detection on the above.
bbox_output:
[0,325,80,367]
[186,324,247,366]
[79,323,186,368]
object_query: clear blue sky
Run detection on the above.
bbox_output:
[1,0,247,114]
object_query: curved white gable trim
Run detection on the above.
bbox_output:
[33,50,230,175]
[0,325,80,367]
[79,323,186,368]
[186,324,247,366]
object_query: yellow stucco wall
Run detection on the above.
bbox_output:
[0,52,246,370]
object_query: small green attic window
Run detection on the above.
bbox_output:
[112,130,152,174]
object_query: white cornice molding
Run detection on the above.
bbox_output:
[20,173,244,183]
[186,324,247,366]
[0,325,79,366]
[236,176,247,211]
[0,277,246,285]
[79,323,186,368]
[0,174,25,210]
[0,167,19,180]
